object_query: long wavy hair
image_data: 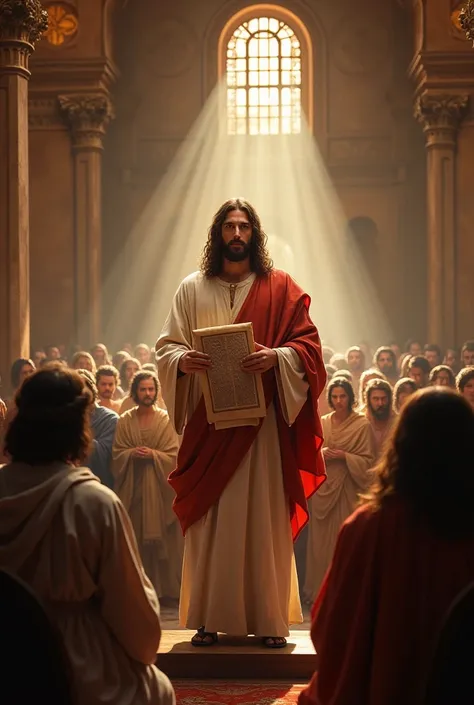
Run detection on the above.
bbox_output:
[361,387,474,539]
[200,198,273,278]
[326,377,356,410]
[130,371,158,404]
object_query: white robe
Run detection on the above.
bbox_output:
[156,271,309,636]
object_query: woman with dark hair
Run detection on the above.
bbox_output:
[0,365,175,705]
[299,388,474,705]
[303,377,375,603]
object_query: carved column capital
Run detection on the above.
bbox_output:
[0,0,48,76]
[460,0,474,46]
[58,93,115,151]
[414,94,469,148]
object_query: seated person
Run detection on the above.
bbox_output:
[0,364,175,705]
[299,388,474,705]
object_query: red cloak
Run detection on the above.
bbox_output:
[169,269,327,540]
[298,498,474,705]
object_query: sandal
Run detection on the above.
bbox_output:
[191,626,218,647]
[262,636,287,649]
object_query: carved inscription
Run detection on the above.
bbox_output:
[202,331,259,413]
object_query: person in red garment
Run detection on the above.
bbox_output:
[299,387,474,705]
[156,198,326,648]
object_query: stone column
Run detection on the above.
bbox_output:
[414,94,468,348]
[0,0,47,384]
[58,93,114,348]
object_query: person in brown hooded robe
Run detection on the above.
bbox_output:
[0,364,175,705]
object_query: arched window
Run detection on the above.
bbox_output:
[225,16,303,136]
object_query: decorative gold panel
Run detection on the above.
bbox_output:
[44,3,78,47]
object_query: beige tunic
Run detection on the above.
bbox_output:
[120,396,137,415]
[366,411,396,460]
[0,463,174,705]
[304,411,375,603]
[156,271,309,636]
[111,408,182,598]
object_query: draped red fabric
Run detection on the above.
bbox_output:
[298,499,474,705]
[169,270,327,540]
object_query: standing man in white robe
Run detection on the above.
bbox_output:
[156,198,326,648]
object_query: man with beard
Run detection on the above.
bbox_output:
[112,371,182,600]
[156,198,326,648]
[364,378,395,458]
[345,346,366,396]
[373,346,399,385]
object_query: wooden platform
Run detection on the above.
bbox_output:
[156,630,318,680]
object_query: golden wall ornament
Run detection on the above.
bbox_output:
[459,0,474,45]
[0,0,48,44]
[44,3,77,46]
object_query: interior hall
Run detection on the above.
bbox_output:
[1,1,474,705]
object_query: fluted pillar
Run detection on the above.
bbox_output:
[414,94,468,348]
[0,0,47,384]
[59,93,114,348]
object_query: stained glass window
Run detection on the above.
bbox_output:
[226,17,302,135]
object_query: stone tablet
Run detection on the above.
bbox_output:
[192,322,267,429]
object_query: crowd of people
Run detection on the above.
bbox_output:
[302,337,474,601]
[2,336,474,608]
[1,181,474,705]
[0,306,473,703]
[0,342,184,603]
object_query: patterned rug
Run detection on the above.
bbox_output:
[174,680,305,704]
